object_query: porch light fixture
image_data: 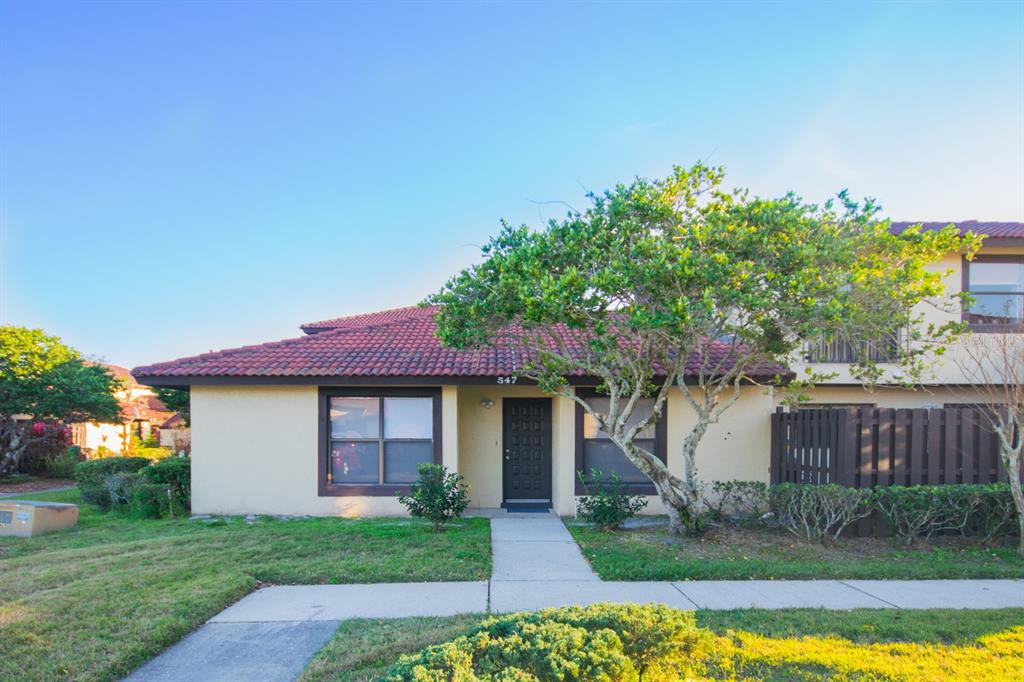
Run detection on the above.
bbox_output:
[480,399,495,409]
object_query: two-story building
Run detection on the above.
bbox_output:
[132,221,1023,517]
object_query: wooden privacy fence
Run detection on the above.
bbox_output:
[771,406,1019,488]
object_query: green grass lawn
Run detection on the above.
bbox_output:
[300,608,1024,681]
[567,520,1024,580]
[0,489,491,682]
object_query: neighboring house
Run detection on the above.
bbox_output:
[132,221,1024,517]
[71,364,179,454]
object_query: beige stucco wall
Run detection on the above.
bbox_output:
[190,378,996,517]
[796,384,990,409]
[797,245,1024,386]
[191,384,458,516]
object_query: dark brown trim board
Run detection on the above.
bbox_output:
[317,387,442,497]
[573,388,668,495]
[134,372,793,389]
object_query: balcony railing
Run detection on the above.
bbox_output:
[802,333,901,364]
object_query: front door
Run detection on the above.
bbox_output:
[502,398,552,506]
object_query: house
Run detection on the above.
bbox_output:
[71,364,179,455]
[132,221,1024,517]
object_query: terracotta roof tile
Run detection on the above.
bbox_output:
[133,306,789,382]
[890,221,1024,239]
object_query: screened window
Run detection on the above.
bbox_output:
[965,257,1024,330]
[327,395,435,488]
[575,395,666,492]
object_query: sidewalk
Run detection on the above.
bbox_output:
[122,512,1024,681]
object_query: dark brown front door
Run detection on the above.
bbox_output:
[502,398,552,505]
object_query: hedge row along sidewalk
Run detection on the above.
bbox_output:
[0,488,491,682]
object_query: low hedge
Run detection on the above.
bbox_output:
[706,480,1020,543]
[74,456,190,515]
[384,603,714,681]
[74,457,152,509]
[130,483,171,519]
[142,457,191,512]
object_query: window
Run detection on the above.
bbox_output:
[319,389,441,495]
[964,256,1024,331]
[574,392,667,494]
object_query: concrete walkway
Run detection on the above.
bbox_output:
[122,511,1024,681]
[490,512,598,582]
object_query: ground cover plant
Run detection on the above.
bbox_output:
[567,520,1024,580]
[300,605,1024,681]
[0,489,491,681]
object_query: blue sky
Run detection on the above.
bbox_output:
[1,1,1022,368]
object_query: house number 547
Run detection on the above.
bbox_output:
[496,376,518,384]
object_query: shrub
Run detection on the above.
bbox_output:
[47,446,85,478]
[870,485,983,545]
[969,483,1019,541]
[105,472,145,509]
[92,445,117,459]
[142,456,191,511]
[704,480,769,526]
[769,483,871,542]
[135,446,173,461]
[129,483,171,519]
[576,470,649,530]
[21,423,72,475]
[397,463,469,531]
[383,603,715,681]
[74,457,152,509]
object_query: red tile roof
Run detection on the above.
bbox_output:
[890,221,1024,239]
[133,305,789,384]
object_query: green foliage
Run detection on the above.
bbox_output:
[397,463,469,531]
[0,326,121,476]
[142,456,191,511]
[43,446,84,478]
[129,483,171,519]
[105,472,145,509]
[135,446,173,461]
[428,163,981,533]
[74,457,152,509]
[969,484,1020,541]
[576,470,648,530]
[383,603,714,681]
[155,387,190,426]
[868,484,1016,545]
[704,480,769,525]
[769,483,871,542]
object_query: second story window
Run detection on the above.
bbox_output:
[965,256,1024,331]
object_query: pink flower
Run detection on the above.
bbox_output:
[31,422,46,436]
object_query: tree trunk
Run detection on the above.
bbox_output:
[0,417,31,478]
[678,413,711,518]
[1003,448,1024,559]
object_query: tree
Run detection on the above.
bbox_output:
[430,164,979,534]
[0,327,121,476]
[953,327,1024,557]
[155,387,190,426]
